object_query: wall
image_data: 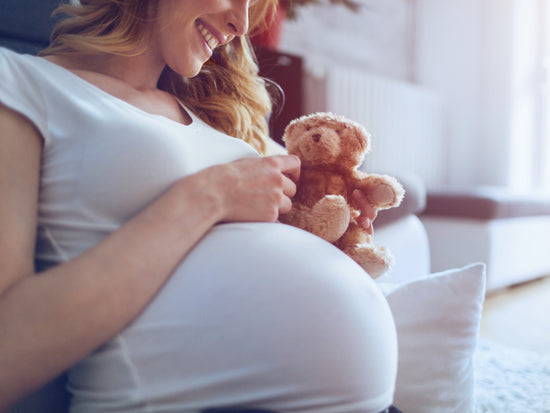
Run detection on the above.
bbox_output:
[414,0,493,187]
[279,0,415,81]
[416,0,546,189]
[278,0,449,187]
[279,0,547,190]
[506,0,546,190]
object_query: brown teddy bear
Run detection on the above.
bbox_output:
[279,112,405,278]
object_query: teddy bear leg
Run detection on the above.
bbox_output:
[336,223,394,278]
[278,204,310,229]
[279,197,349,243]
[309,195,350,242]
[346,244,394,278]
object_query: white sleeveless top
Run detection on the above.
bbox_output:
[0,47,397,413]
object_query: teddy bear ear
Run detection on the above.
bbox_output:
[282,124,294,144]
[283,114,312,143]
[357,128,371,153]
[345,122,371,154]
[282,116,301,142]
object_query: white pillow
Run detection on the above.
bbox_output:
[376,263,486,413]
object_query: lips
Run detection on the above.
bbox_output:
[195,20,219,52]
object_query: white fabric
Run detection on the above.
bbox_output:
[377,263,487,413]
[0,47,398,413]
[70,223,398,413]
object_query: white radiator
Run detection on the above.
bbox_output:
[303,65,447,188]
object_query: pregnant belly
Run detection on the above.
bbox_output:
[69,222,397,413]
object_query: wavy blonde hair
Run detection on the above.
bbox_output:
[40,0,279,154]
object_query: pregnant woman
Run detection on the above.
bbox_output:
[0,1,398,412]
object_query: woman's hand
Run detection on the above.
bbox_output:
[352,189,378,235]
[195,155,301,224]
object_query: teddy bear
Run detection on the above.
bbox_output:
[279,112,405,278]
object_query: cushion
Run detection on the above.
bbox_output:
[0,0,59,44]
[0,0,60,54]
[377,263,486,413]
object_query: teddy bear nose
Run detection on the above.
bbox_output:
[312,133,321,142]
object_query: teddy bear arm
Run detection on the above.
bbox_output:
[355,173,405,209]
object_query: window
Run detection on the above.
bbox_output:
[509,0,550,192]
[540,0,550,190]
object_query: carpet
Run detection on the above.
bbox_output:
[474,340,550,412]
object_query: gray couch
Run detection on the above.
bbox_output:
[0,0,59,54]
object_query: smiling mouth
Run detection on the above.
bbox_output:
[195,21,219,52]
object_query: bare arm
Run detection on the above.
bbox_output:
[0,103,300,410]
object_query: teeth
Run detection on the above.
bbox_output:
[196,21,219,51]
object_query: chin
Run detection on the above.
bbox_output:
[187,67,203,78]
[175,59,207,79]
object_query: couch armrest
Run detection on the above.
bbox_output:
[375,173,427,228]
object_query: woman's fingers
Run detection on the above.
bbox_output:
[352,189,378,235]
[258,155,299,213]
[282,173,297,197]
[352,189,378,220]
[279,191,294,215]
[279,154,301,183]
[205,155,300,223]
[266,155,299,214]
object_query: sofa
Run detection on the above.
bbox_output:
[420,187,550,292]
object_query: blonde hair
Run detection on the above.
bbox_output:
[40,0,279,154]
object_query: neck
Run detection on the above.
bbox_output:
[87,51,166,91]
[45,49,166,92]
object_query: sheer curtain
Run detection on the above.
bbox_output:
[540,1,550,191]
[508,0,550,193]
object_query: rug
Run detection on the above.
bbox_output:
[474,340,550,412]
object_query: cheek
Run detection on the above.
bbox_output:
[154,5,199,56]
[162,29,206,77]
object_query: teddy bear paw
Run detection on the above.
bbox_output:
[368,176,405,209]
[371,183,399,208]
[346,244,394,278]
[310,195,350,242]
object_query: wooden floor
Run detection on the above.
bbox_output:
[479,275,550,355]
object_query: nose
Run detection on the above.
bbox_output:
[312,133,321,142]
[226,0,249,36]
